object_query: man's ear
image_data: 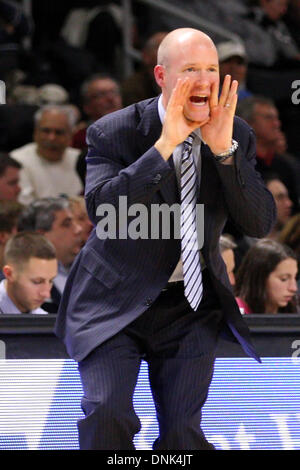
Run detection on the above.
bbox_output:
[154,64,165,89]
[2,264,14,281]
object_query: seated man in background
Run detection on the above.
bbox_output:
[265,175,293,240]
[0,231,57,314]
[10,105,83,205]
[0,153,22,201]
[216,40,252,101]
[17,197,82,313]
[237,95,300,212]
[73,74,123,185]
[0,200,23,280]
[72,74,122,150]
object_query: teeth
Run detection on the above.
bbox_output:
[190,95,208,106]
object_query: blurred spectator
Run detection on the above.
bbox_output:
[235,238,299,314]
[36,83,69,106]
[283,0,300,48]
[73,74,122,186]
[68,195,93,247]
[231,176,293,267]
[222,0,300,67]
[216,40,252,101]
[11,105,83,205]
[0,231,57,314]
[9,84,39,105]
[72,74,122,150]
[7,81,69,107]
[121,32,167,107]
[0,200,23,279]
[265,176,293,238]
[60,2,123,76]
[219,234,237,287]
[247,0,300,65]
[17,197,83,313]
[237,95,300,212]
[0,152,21,201]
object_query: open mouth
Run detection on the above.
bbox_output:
[189,95,208,106]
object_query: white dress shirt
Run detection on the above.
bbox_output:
[11,142,83,205]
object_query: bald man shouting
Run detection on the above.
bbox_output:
[55,28,276,450]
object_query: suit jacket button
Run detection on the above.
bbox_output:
[145,298,152,306]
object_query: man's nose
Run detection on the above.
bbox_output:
[192,70,211,84]
[273,117,281,129]
[40,283,52,299]
[45,130,58,140]
[285,196,293,208]
[73,221,83,235]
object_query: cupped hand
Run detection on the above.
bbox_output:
[155,78,204,159]
[200,74,238,155]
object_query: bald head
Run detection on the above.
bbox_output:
[154,27,219,123]
[157,28,217,67]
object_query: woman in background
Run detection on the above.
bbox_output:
[235,239,299,314]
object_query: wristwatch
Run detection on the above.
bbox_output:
[214,139,238,162]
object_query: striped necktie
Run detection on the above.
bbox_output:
[180,134,203,311]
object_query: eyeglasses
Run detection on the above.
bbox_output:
[87,89,120,100]
[38,127,68,136]
[255,113,280,121]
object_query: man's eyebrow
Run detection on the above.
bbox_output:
[61,217,73,224]
[183,62,219,67]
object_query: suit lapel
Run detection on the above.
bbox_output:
[136,97,179,205]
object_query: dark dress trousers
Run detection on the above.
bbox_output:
[55,96,276,449]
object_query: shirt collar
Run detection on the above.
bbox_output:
[0,279,47,315]
[58,261,70,276]
[0,280,21,314]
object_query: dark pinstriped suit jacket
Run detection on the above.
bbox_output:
[55,96,276,362]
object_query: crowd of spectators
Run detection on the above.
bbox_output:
[0,0,299,315]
